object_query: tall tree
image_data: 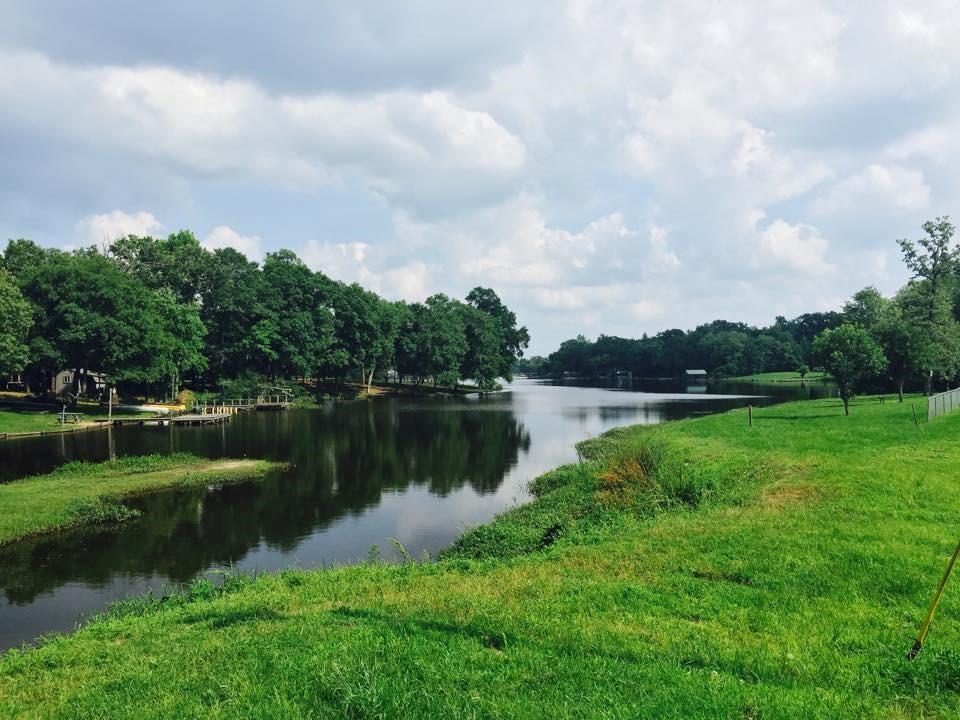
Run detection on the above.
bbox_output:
[465,287,529,381]
[875,302,923,402]
[812,325,887,415]
[261,250,335,380]
[199,248,272,380]
[0,270,31,377]
[897,216,959,294]
[458,303,501,391]
[17,252,166,396]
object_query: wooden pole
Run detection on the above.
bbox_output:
[748,405,753,428]
[909,539,960,659]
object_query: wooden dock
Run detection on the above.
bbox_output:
[112,413,233,427]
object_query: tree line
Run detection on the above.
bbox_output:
[0,233,529,398]
[523,216,960,411]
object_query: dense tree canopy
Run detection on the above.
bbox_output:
[1,234,527,399]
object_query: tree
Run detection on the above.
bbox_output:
[329,281,388,389]
[843,286,887,331]
[812,325,887,415]
[465,287,529,381]
[261,250,335,380]
[16,252,168,397]
[141,289,207,399]
[108,231,210,303]
[199,248,272,380]
[896,280,960,394]
[897,216,959,294]
[422,294,468,388]
[0,269,31,377]
[875,302,923,402]
[458,303,501,391]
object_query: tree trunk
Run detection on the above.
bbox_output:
[926,370,933,396]
[366,365,375,394]
[843,395,850,416]
[898,379,904,403]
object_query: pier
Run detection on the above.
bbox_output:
[112,413,233,427]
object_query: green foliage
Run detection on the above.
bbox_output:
[64,497,141,526]
[813,324,886,414]
[0,269,31,376]
[897,215,959,293]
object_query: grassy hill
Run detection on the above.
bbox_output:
[2,394,959,718]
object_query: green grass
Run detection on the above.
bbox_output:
[0,404,153,435]
[0,454,281,544]
[2,396,960,717]
[723,370,831,382]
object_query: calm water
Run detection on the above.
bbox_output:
[0,378,831,650]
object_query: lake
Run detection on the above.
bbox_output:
[0,378,832,650]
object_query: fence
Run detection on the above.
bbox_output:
[928,387,960,422]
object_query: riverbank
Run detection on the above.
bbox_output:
[724,370,831,383]
[0,405,155,438]
[0,455,281,545]
[2,396,959,717]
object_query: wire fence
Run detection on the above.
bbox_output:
[928,387,960,422]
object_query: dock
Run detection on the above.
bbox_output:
[112,413,233,427]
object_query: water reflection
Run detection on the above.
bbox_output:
[0,401,530,605]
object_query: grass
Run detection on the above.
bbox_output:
[2,396,960,717]
[0,404,154,435]
[722,370,831,383]
[0,454,281,545]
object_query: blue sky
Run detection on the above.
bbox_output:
[1,1,955,354]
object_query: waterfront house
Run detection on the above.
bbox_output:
[51,370,108,397]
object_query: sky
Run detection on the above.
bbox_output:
[1,1,957,355]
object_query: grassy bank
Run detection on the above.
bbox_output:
[723,370,831,383]
[723,370,832,383]
[0,405,154,436]
[2,397,960,717]
[0,454,281,545]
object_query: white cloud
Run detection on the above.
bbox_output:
[812,164,930,214]
[300,240,431,301]
[8,2,960,353]
[0,49,526,215]
[647,224,680,269]
[75,210,165,246]
[750,211,833,275]
[201,225,263,261]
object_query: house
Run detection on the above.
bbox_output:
[0,374,27,391]
[684,369,708,383]
[51,370,108,397]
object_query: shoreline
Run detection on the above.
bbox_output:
[0,455,283,545]
[2,395,958,716]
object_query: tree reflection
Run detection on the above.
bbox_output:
[0,400,529,604]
